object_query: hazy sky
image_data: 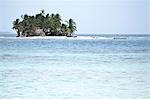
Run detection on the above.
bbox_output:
[0,0,149,34]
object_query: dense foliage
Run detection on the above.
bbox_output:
[13,10,77,37]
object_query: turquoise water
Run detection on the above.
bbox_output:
[0,34,150,99]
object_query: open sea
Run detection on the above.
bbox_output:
[0,33,150,99]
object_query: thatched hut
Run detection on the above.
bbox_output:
[34,28,45,36]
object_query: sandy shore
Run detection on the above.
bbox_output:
[0,36,114,40]
[18,36,112,40]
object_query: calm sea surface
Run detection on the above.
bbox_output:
[0,33,150,99]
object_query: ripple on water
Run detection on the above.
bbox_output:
[1,68,150,98]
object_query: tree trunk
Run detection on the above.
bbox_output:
[16,30,20,37]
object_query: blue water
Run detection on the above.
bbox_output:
[0,34,150,99]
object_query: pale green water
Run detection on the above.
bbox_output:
[0,34,150,99]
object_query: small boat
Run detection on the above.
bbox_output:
[113,37,127,39]
[66,35,77,37]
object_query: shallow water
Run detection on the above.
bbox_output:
[0,34,150,99]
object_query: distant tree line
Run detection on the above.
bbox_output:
[12,10,77,37]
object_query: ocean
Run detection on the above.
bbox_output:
[0,33,150,99]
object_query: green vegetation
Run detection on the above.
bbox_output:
[13,10,77,37]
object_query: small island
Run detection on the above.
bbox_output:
[13,10,77,37]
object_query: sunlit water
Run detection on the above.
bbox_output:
[0,34,150,99]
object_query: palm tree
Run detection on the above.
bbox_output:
[17,22,24,36]
[55,14,61,21]
[61,24,68,36]
[44,13,55,35]
[46,14,50,19]
[35,11,45,28]
[51,13,54,18]
[41,10,45,15]
[67,19,77,37]
[13,18,20,37]
[54,14,62,34]
[13,10,77,37]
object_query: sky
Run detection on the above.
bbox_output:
[0,0,149,34]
